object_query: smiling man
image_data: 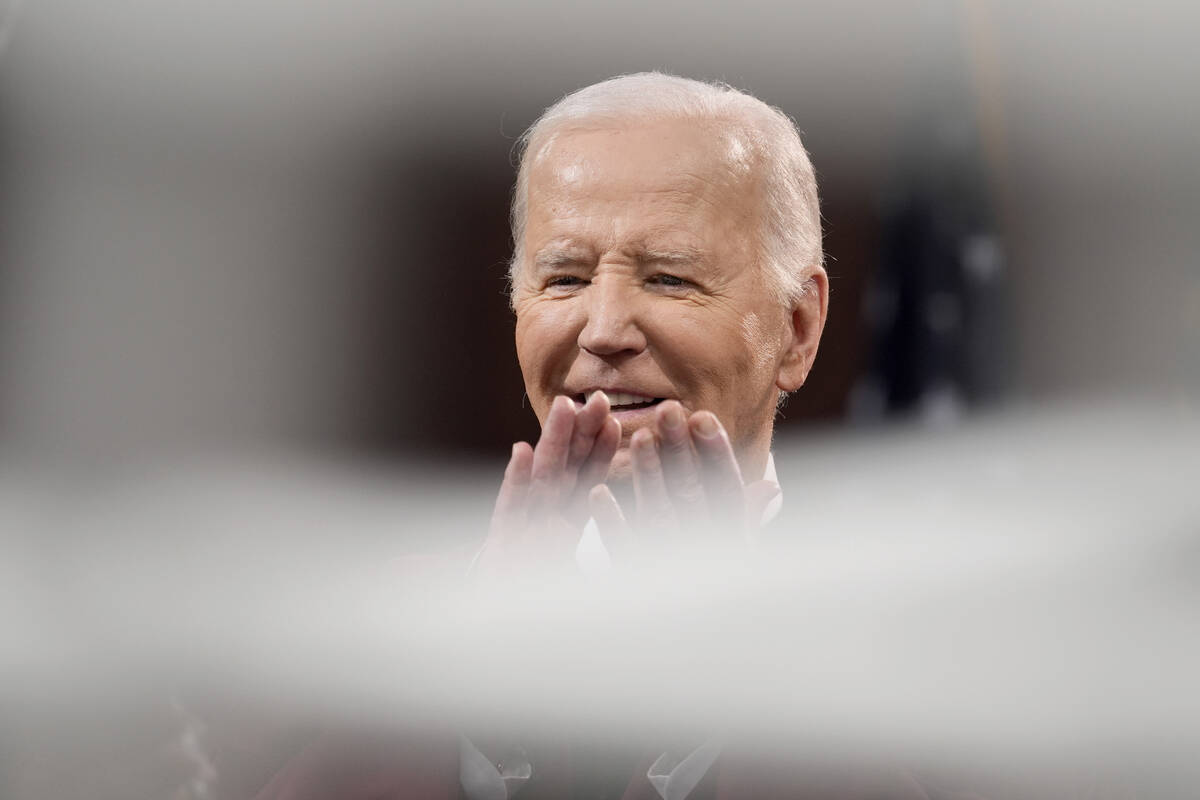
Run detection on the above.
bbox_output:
[259,74,840,800]
[257,73,1134,800]
[478,72,828,574]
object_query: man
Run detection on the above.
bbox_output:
[261,73,944,800]
[476,71,827,578]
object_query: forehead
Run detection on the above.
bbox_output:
[524,118,761,239]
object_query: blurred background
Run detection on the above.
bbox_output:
[2,0,1196,464]
[1,0,1199,798]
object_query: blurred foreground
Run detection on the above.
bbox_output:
[2,398,1198,798]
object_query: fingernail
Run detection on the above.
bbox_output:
[662,403,684,432]
[592,390,609,408]
[554,395,574,413]
[695,412,720,439]
[632,428,654,450]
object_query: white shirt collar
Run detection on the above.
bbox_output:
[646,739,722,800]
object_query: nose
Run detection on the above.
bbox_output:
[577,275,647,357]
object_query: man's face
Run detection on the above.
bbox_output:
[513,118,794,481]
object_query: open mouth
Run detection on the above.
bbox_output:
[574,391,666,411]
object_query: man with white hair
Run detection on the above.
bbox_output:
[255,73,1142,800]
[476,71,828,578]
[260,73,944,800]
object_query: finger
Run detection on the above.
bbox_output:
[631,428,675,535]
[566,391,610,473]
[588,483,634,565]
[654,400,705,516]
[575,415,621,495]
[689,411,745,537]
[563,415,621,527]
[489,441,533,542]
[528,395,577,509]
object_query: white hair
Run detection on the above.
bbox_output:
[508,72,823,306]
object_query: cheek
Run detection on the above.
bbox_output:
[739,312,779,374]
[514,340,551,424]
[644,304,782,432]
[515,304,579,390]
[649,308,751,387]
[514,319,548,394]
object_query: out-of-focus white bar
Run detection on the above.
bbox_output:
[1,400,1197,780]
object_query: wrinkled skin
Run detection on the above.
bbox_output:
[478,117,827,575]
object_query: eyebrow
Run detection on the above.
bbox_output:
[638,247,707,267]
[530,244,709,272]
[531,248,592,273]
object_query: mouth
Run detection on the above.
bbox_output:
[572,390,667,412]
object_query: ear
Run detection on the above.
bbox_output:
[775,269,829,393]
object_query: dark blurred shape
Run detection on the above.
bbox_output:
[852,5,1009,426]
[350,142,539,458]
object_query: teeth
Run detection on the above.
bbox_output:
[585,390,655,407]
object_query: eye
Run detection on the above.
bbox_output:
[647,274,689,288]
[546,275,587,290]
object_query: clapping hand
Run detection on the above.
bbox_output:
[475,393,619,578]
[587,400,781,563]
[478,393,779,578]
